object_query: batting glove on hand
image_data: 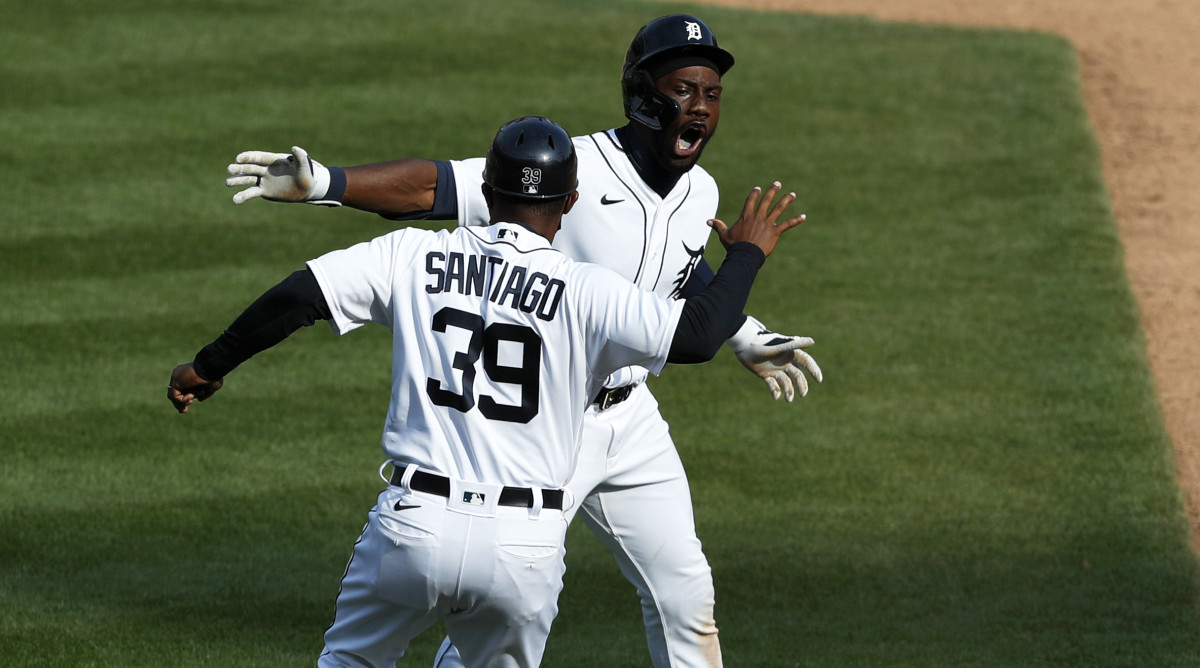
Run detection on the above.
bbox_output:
[727,316,823,402]
[225,146,340,206]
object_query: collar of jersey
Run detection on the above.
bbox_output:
[474,222,556,253]
[598,128,690,204]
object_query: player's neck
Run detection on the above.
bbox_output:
[617,124,682,198]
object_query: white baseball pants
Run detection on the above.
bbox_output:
[320,476,568,668]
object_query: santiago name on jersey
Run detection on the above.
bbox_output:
[306,223,684,489]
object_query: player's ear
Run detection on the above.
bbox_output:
[482,184,495,209]
[561,191,580,215]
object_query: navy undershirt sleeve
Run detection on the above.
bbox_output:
[668,242,765,364]
[326,166,348,202]
[378,161,460,222]
[192,269,332,381]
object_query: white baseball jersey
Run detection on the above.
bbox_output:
[452,129,719,300]
[307,222,685,489]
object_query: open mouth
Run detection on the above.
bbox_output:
[674,125,707,157]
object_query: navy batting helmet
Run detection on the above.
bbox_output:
[621,15,735,131]
[483,116,578,199]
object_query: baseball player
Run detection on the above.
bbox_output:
[171,115,804,668]
[223,15,820,668]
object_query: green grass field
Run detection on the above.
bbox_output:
[3,0,1198,665]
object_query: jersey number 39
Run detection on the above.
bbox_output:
[425,307,542,423]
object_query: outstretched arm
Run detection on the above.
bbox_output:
[226,146,444,218]
[341,159,439,214]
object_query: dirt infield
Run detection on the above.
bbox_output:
[690,0,1200,551]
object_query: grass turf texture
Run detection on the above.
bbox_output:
[2,0,1197,665]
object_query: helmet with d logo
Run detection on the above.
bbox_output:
[620,15,735,130]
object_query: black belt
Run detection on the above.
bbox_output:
[391,468,564,511]
[593,384,635,410]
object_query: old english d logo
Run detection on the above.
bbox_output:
[685,21,702,41]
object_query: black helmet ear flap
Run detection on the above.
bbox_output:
[622,69,681,132]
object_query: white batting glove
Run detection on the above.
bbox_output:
[225,145,340,206]
[727,315,823,402]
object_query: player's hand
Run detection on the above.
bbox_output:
[167,363,223,414]
[728,316,823,402]
[708,182,805,257]
[225,146,340,206]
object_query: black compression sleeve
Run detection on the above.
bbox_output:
[668,242,765,364]
[192,269,332,381]
[679,256,749,337]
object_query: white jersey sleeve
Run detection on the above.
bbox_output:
[307,231,400,333]
[306,230,416,335]
[568,262,684,381]
[449,157,489,228]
